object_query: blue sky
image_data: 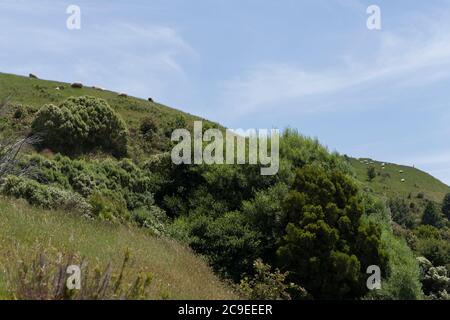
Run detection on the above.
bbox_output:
[2,0,450,183]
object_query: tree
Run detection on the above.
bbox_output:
[442,193,450,221]
[278,165,387,299]
[367,166,376,181]
[31,96,128,156]
[422,201,445,228]
[387,198,415,229]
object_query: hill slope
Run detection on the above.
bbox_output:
[0,197,237,299]
[0,72,219,159]
[348,157,450,203]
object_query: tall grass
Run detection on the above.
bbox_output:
[0,197,238,300]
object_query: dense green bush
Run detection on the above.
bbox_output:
[367,166,376,181]
[8,154,164,223]
[240,259,308,300]
[413,225,450,268]
[418,257,450,300]
[277,165,388,299]
[422,201,445,228]
[173,212,260,280]
[1,175,91,216]
[387,198,416,229]
[31,96,128,156]
[363,197,423,300]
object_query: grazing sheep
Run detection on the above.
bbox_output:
[381,163,386,166]
[118,93,128,97]
[71,82,83,88]
[401,178,406,182]
[55,87,60,90]
[29,73,38,79]
[399,170,404,173]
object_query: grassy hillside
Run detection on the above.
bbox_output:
[0,197,237,300]
[0,71,447,300]
[0,72,219,159]
[348,157,450,203]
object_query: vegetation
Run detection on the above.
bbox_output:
[422,201,445,228]
[31,96,128,156]
[1,72,449,300]
[0,197,236,299]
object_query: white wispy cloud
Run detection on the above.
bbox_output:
[0,1,197,99]
[218,10,450,116]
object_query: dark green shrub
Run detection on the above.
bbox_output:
[367,166,376,181]
[140,116,158,136]
[31,96,128,156]
[387,198,416,229]
[422,201,445,228]
[278,165,387,299]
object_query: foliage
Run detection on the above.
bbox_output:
[177,212,260,281]
[277,165,388,299]
[1,175,91,216]
[367,166,376,181]
[240,259,308,300]
[7,252,153,300]
[387,198,416,229]
[7,154,164,223]
[417,257,450,300]
[31,96,128,156]
[442,193,450,221]
[363,197,423,300]
[413,225,450,269]
[422,201,445,228]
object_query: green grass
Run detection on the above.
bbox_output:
[0,72,220,158]
[349,157,450,203]
[0,197,238,300]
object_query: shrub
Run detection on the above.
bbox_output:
[88,191,129,222]
[131,206,168,236]
[240,259,308,300]
[367,166,376,181]
[387,198,416,229]
[442,193,450,221]
[181,212,260,281]
[363,197,423,300]
[422,201,445,228]
[140,116,158,136]
[278,165,388,299]
[31,96,128,156]
[418,257,450,300]
[1,175,91,216]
